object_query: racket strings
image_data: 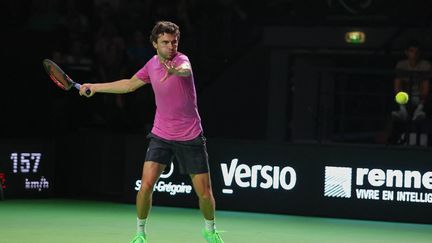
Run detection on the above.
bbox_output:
[45,63,72,90]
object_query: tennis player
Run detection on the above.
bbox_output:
[79,21,223,243]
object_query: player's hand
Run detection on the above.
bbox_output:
[163,60,181,74]
[160,61,181,82]
[80,84,95,97]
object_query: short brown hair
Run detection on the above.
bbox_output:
[150,21,180,44]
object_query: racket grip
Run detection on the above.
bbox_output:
[73,83,91,95]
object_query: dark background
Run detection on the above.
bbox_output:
[1,0,432,223]
[2,0,432,142]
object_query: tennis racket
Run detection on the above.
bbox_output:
[42,59,90,95]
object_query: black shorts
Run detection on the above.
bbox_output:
[145,133,209,175]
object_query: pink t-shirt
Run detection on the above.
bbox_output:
[135,52,203,141]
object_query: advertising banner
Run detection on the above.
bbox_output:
[123,136,432,224]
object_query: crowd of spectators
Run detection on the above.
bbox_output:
[3,0,258,134]
[4,0,431,145]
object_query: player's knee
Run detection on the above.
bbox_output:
[139,180,155,194]
[196,189,213,201]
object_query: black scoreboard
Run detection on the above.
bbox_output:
[0,140,54,198]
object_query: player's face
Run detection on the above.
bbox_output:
[153,33,178,61]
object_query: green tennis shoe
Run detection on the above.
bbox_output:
[202,229,224,243]
[130,232,147,243]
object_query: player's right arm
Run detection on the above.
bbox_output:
[79,75,147,97]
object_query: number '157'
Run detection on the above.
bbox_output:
[10,153,41,173]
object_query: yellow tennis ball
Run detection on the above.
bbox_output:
[395,92,409,105]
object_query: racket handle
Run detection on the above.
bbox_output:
[73,83,91,95]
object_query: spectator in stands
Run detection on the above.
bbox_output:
[387,39,431,144]
[126,30,154,73]
[64,39,93,69]
[94,21,128,129]
[59,0,91,45]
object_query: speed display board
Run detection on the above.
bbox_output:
[0,140,54,198]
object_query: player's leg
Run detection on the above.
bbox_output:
[131,133,173,243]
[175,134,224,242]
[130,161,166,243]
[191,173,224,243]
[137,161,166,219]
[190,173,215,220]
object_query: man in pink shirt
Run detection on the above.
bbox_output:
[80,21,223,243]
